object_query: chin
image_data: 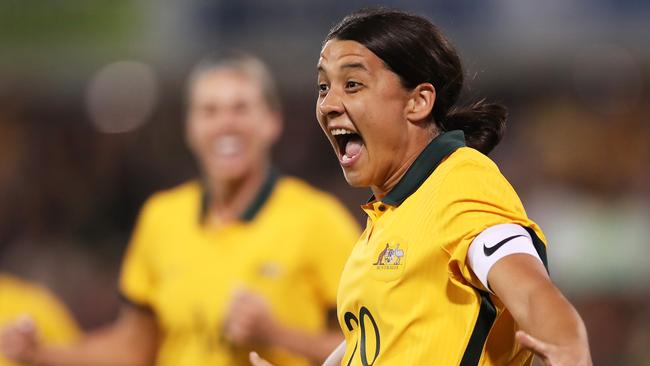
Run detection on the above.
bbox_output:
[206,162,250,183]
[342,169,370,188]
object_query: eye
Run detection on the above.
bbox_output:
[196,104,217,118]
[318,83,329,96]
[345,80,362,91]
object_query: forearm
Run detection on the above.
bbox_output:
[322,341,345,366]
[33,327,153,366]
[489,254,590,363]
[32,306,157,366]
[510,280,588,348]
[268,326,343,365]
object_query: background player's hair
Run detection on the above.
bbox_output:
[325,7,506,154]
[186,50,282,112]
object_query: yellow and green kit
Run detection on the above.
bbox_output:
[337,131,548,366]
[120,172,360,366]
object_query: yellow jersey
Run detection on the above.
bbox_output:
[0,274,79,366]
[120,172,360,366]
[337,131,548,366]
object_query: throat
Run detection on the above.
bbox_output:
[207,166,268,223]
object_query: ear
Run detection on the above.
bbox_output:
[405,83,436,123]
[265,110,284,144]
[185,112,199,154]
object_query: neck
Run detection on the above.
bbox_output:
[206,161,270,224]
[371,127,439,201]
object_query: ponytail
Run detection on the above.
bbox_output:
[439,99,507,154]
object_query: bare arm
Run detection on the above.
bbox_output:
[2,305,158,366]
[265,325,342,365]
[321,340,345,366]
[488,254,592,366]
[249,340,345,366]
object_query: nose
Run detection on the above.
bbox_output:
[318,88,344,120]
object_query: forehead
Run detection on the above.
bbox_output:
[194,69,258,90]
[318,39,385,73]
[191,69,263,102]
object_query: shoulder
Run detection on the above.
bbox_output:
[434,147,511,190]
[275,176,343,208]
[440,147,501,176]
[271,177,360,247]
[418,147,523,212]
[146,180,201,207]
[273,176,356,220]
[139,180,202,218]
[0,274,64,310]
[0,274,45,297]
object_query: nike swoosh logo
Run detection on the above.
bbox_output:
[483,235,526,256]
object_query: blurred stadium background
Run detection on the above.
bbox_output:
[0,1,648,364]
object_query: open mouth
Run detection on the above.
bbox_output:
[331,128,364,164]
[212,135,243,157]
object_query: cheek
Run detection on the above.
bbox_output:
[255,124,275,145]
[362,110,406,158]
[185,120,202,149]
[315,97,326,122]
[315,114,327,134]
[350,93,402,128]
[247,118,278,149]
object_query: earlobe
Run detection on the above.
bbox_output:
[406,83,436,123]
[268,111,284,143]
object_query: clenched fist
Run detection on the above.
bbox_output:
[1,315,41,364]
[222,288,278,346]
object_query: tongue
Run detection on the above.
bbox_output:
[344,139,363,157]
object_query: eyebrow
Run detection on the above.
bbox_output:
[341,62,368,72]
[317,62,369,73]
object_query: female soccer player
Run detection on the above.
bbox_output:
[252,7,592,366]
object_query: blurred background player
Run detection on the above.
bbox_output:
[0,273,79,366]
[0,51,359,366]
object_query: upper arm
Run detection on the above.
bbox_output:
[467,223,548,294]
[487,254,552,321]
[106,304,159,364]
[115,304,158,340]
[486,253,589,353]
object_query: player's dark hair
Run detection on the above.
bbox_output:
[325,8,506,154]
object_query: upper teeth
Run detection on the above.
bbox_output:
[213,135,242,156]
[331,128,355,136]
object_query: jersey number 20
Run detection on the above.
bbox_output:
[343,306,380,366]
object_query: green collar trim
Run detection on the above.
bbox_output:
[380,130,466,206]
[241,168,279,221]
[200,167,279,223]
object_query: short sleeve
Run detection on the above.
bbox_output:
[29,288,80,345]
[437,157,539,292]
[307,197,360,307]
[119,196,160,307]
